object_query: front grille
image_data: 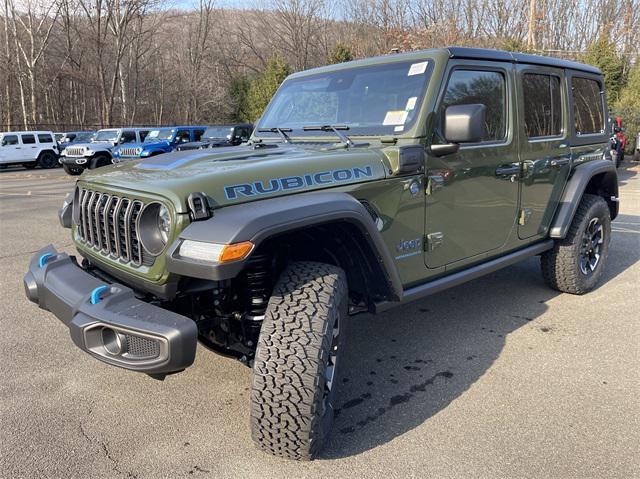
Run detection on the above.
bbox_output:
[119,147,142,157]
[65,146,85,156]
[77,188,145,266]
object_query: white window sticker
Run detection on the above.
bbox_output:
[405,97,417,110]
[383,110,408,125]
[394,125,405,132]
[408,61,428,76]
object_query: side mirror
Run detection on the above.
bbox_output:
[431,103,487,157]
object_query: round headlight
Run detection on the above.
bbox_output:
[158,205,171,243]
[138,202,171,256]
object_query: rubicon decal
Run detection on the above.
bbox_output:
[224,166,374,200]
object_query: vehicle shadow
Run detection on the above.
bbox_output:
[322,223,639,459]
[616,161,638,187]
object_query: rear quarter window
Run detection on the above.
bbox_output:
[572,77,604,135]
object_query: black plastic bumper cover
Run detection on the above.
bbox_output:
[24,245,197,374]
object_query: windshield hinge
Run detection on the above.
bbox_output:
[380,136,398,144]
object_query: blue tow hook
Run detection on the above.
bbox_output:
[90,285,110,305]
[38,253,54,268]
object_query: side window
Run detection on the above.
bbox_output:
[21,134,36,144]
[38,134,54,143]
[175,130,190,143]
[572,77,604,135]
[120,130,137,144]
[194,129,205,141]
[522,73,562,138]
[139,130,149,142]
[238,128,250,141]
[440,69,507,142]
[1,135,19,146]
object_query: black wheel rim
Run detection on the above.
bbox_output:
[579,217,604,276]
[41,154,55,168]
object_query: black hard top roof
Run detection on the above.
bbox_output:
[447,47,601,75]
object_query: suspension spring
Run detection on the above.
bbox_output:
[243,253,272,322]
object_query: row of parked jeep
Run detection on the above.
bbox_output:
[0,124,253,175]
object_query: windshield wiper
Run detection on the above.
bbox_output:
[257,127,292,143]
[302,124,355,148]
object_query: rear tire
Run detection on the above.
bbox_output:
[541,194,611,294]
[63,164,82,176]
[250,261,347,460]
[37,151,58,169]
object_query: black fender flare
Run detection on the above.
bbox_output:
[549,159,618,239]
[165,192,403,300]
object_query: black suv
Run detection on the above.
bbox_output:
[176,124,253,151]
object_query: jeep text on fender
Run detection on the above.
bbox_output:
[25,47,618,460]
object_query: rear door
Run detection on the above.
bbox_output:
[20,133,38,161]
[517,66,571,239]
[425,62,520,269]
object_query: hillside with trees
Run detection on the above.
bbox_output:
[1,0,638,149]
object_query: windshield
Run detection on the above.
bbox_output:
[203,126,233,140]
[76,132,94,142]
[145,129,174,142]
[93,130,119,142]
[256,59,432,138]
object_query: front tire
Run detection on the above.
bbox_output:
[250,261,347,460]
[89,154,111,169]
[541,194,611,294]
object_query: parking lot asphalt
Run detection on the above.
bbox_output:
[0,163,638,479]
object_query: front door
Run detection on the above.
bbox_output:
[0,134,21,164]
[517,65,571,239]
[425,63,519,269]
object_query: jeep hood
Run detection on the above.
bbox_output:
[80,144,388,213]
[183,139,230,149]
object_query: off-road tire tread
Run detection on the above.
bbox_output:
[541,194,610,294]
[251,261,347,460]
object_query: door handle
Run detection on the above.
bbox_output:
[550,158,571,167]
[495,164,520,176]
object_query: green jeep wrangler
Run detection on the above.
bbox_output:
[24,47,618,460]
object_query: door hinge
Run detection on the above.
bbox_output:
[519,208,532,226]
[426,232,444,251]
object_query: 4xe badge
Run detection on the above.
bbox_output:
[395,237,422,259]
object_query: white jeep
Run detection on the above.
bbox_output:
[60,127,149,175]
[0,131,59,169]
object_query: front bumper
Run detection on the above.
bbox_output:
[60,157,89,166]
[24,245,197,375]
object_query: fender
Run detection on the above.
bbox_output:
[166,192,403,300]
[549,159,618,239]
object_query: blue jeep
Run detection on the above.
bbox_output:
[111,126,206,162]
